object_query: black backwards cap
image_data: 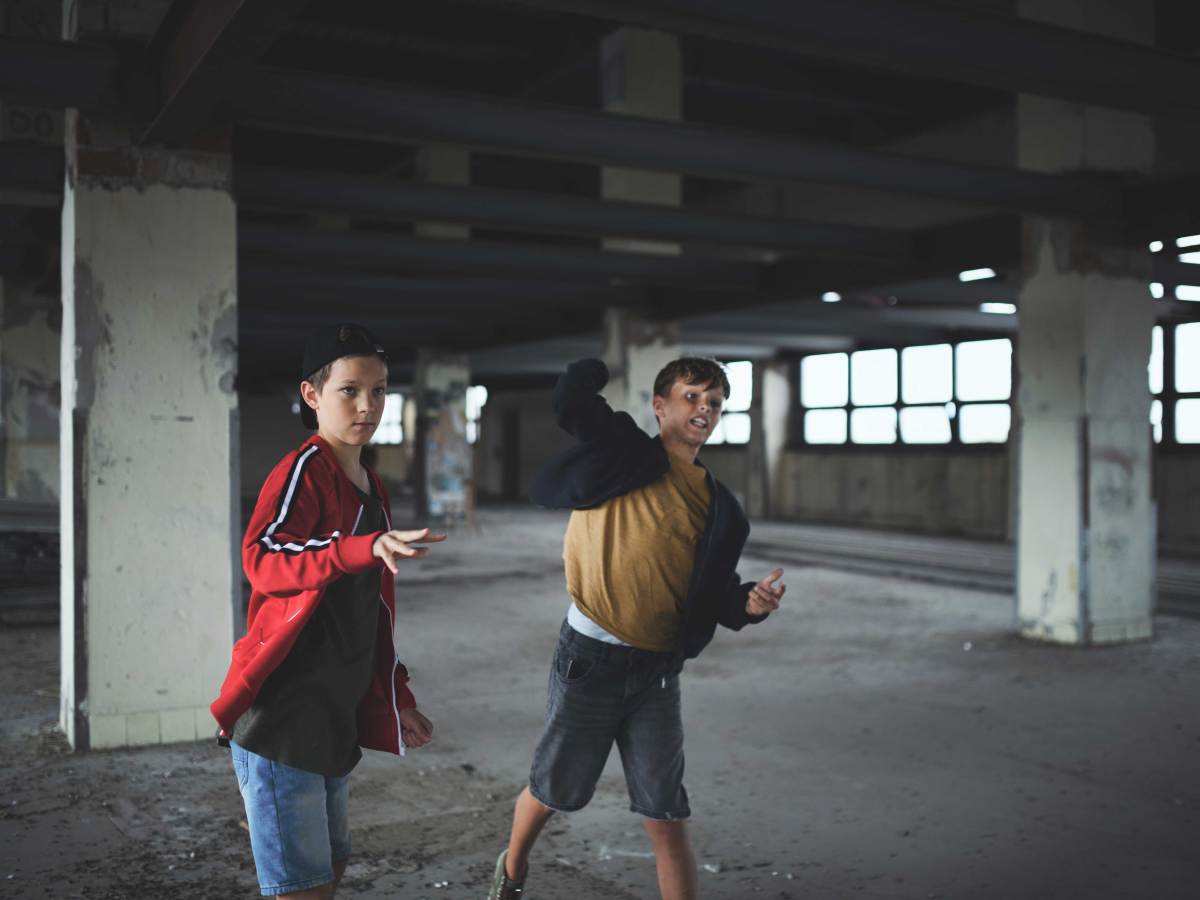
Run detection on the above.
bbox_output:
[299,323,387,430]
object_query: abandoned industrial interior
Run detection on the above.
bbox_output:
[0,0,1198,897]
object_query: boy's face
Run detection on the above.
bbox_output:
[652,377,725,447]
[301,355,388,447]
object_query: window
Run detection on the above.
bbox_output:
[804,408,847,444]
[1178,399,1200,443]
[851,349,897,407]
[959,403,1011,444]
[1150,326,1164,396]
[955,339,1012,402]
[798,338,1013,445]
[371,393,404,445]
[1176,323,1200,394]
[900,405,952,444]
[850,406,897,444]
[902,344,952,404]
[466,385,488,444]
[800,353,848,408]
[1173,323,1200,444]
[709,360,752,445]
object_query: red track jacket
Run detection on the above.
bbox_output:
[211,435,416,755]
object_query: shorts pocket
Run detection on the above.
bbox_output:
[553,647,600,686]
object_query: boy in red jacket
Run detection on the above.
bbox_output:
[212,323,445,899]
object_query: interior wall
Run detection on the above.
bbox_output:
[476,387,572,502]
[781,449,1012,540]
[698,446,750,508]
[779,448,1199,555]
[1157,453,1200,557]
[238,389,308,521]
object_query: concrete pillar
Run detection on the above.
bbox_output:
[1014,0,1155,645]
[414,348,470,523]
[601,308,680,435]
[60,118,239,749]
[601,27,681,255]
[749,358,792,519]
[0,278,60,500]
[414,145,470,240]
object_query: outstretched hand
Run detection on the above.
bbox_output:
[747,568,786,616]
[399,707,433,749]
[373,528,448,574]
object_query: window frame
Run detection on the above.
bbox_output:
[706,359,753,448]
[793,323,1200,452]
[370,391,406,446]
[1161,320,1200,451]
[794,336,1014,450]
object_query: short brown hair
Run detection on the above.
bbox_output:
[304,361,335,393]
[653,357,730,399]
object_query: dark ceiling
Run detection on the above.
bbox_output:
[2,0,1199,385]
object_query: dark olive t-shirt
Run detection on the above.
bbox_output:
[233,483,385,776]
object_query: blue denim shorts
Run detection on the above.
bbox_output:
[230,740,352,896]
[529,621,690,821]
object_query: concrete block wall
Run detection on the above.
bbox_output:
[780,449,1011,540]
[475,387,572,501]
[1158,454,1200,557]
[238,389,308,517]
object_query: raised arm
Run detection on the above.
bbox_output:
[243,451,382,596]
[551,357,635,443]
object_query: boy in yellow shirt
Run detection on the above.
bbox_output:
[489,357,785,900]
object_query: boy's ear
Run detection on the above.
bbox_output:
[651,392,665,421]
[300,380,320,411]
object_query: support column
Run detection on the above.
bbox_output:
[60,119,239,749]
[601,308,680,435]
[601,27,681,256]
[1015,0,1156,645]
[598,28,685,432]
[749,358,792,519]
[413,349,470,524]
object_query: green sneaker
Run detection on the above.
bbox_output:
[488,849,525,899]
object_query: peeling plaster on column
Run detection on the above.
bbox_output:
[75,146,233,194]
[61,150,238,748]
[415,349,470,523]
[602,308,681,435]
[69,259,112,413]
[1016,222,1154,645]
[198,288,239,397]
[1014,0,1155,646]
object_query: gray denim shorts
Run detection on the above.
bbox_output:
[529,621,690,821]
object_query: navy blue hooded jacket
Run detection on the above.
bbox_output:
[529,358,768,665]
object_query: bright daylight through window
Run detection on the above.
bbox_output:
[800,339,1013,445]
[371,392,404,445]
[709,361,752,445]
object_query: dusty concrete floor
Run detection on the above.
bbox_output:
[1,506,1198,899]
